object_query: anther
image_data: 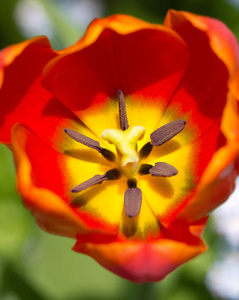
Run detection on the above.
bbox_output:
[149,162,178,177]
[71,174,107,193]
[150,119,186,146]
[64,128,116,161]
[65,128,102,151]
[118,90,129,131]
[71,168,121,193]
[124,187,142,218]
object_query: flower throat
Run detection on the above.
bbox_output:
[64,90,186,218]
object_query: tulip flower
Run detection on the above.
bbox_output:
[0,10,239,282]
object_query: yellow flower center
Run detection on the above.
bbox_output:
[65,90,187,221]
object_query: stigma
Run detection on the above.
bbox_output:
[101,125,145,177]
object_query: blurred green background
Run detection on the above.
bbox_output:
[0,1,239,299]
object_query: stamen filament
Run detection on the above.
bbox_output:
[150,119,186,146]
[127,178,137,189]
[105,168,121,180]
[139,142,153,159]
[138,164,153,175]
[118,90,129,131]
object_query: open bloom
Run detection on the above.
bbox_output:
[0,10,239,282]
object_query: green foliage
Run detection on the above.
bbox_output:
[0,0,23,48]
[103,0,239,38]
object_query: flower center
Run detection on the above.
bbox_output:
[64,90,186,219]
[101,125,145,177]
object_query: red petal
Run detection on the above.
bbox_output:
[164,10,229,143]
[142,118,225,226]
[42,14,189,129]
[178,93,239,221]
[0,36,82,153]
[12,123,123,235]
[165,10,239,99]
[163,11,239,221]
[179,145,238,222]
[73,220,207,283]
[0,37,53,143]
[11,123,97,238]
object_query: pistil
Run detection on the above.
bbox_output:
[99,90,145,176]
[101,126,145,177]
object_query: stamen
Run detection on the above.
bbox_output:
[138,164,153,175]
[124,188,142,218]
[105,168,121,180]
[118,90,129,131]
[139,142,153,159]
[65,128,102,152]
[71,174,107,193]
[100,148,116,162]
[127,178,137,189]
[149,162,178,177]
[150,119,186,146]
[65,128,116,161]
[71,168,121,193]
